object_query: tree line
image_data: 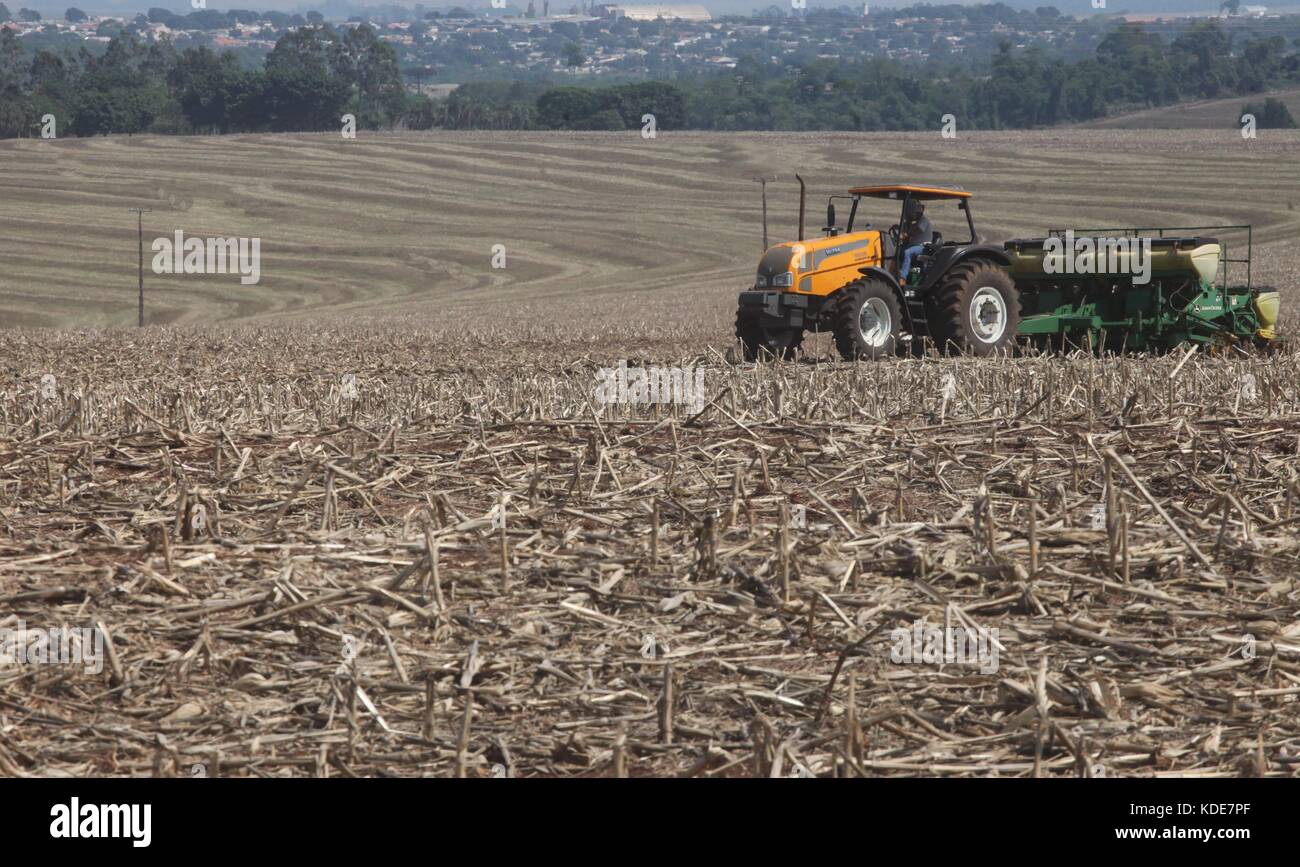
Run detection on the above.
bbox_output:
[2,19,1299,137]
[0,23,409,137]
[443,22,1300,131]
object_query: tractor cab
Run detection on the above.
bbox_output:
[838,184,978,285]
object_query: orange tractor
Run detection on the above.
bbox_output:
[736,180,1280,359]
[735,181,1018,360]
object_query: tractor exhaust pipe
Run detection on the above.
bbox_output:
[795,173,806,242]
[753,174,778,250]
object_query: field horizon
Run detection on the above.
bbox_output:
[3,128,1298,338]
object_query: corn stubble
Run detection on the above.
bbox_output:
[1,324,1298,779]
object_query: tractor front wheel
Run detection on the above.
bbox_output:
[929,261,1020,356]
[735,307,803,361]
[833,278,902,361]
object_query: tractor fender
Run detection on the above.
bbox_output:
[949,245,1012,267]
[917,245,1013,294]
[854,266,919,331]
[857,265,902,288]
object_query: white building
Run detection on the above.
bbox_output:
[601,4,712,21]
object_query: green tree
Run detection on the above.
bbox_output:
[71,84,168,135]
[339,24,405,128]
[563,41,585,73]
[65,7,86,21]
[266,25,340,78]
[172,46,247,132]
[29,49,66,88]
[1171,21,1236,99]
[263,65,348,130]
[986,43,1056,127]
[575,108,623,129]
[537,86,600,127]
[1096,26,1174,107]
[1238,36,1285,92]
[0,84,32,136]
[1242,97,1297,128]
[0,24,24,89]
[613,81,685,129]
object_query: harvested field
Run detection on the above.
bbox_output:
[2,324,1299,778]
[2,130,1300,331]
[3,129,1298,779]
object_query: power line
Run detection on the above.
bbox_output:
[128,208,152,328]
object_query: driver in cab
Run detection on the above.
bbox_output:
[898,200,933,281]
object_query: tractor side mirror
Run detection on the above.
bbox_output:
[826,203,836,229]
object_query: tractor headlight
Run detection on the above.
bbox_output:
[771,271,794,288]
[755,272,768,288]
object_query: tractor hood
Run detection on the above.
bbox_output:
[761,230,880,275]
[755,230,883,296]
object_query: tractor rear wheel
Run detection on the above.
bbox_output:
[929,261,1020,356]
[735,306,803,361]
[833,278,902,360]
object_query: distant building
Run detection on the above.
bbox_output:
[600,4,711,21]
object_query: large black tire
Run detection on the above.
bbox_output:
[735,306,803,361]
[832,278,903,361]
[928,260,1020,356]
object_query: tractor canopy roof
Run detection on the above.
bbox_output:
[849,184,971,200]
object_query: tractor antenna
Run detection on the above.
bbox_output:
[795,174,807,242]
[753,175,776,250]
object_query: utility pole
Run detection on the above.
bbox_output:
[753,175,777,250]
[128,208,151,327]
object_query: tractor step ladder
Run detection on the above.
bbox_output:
[903,289,928,336]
